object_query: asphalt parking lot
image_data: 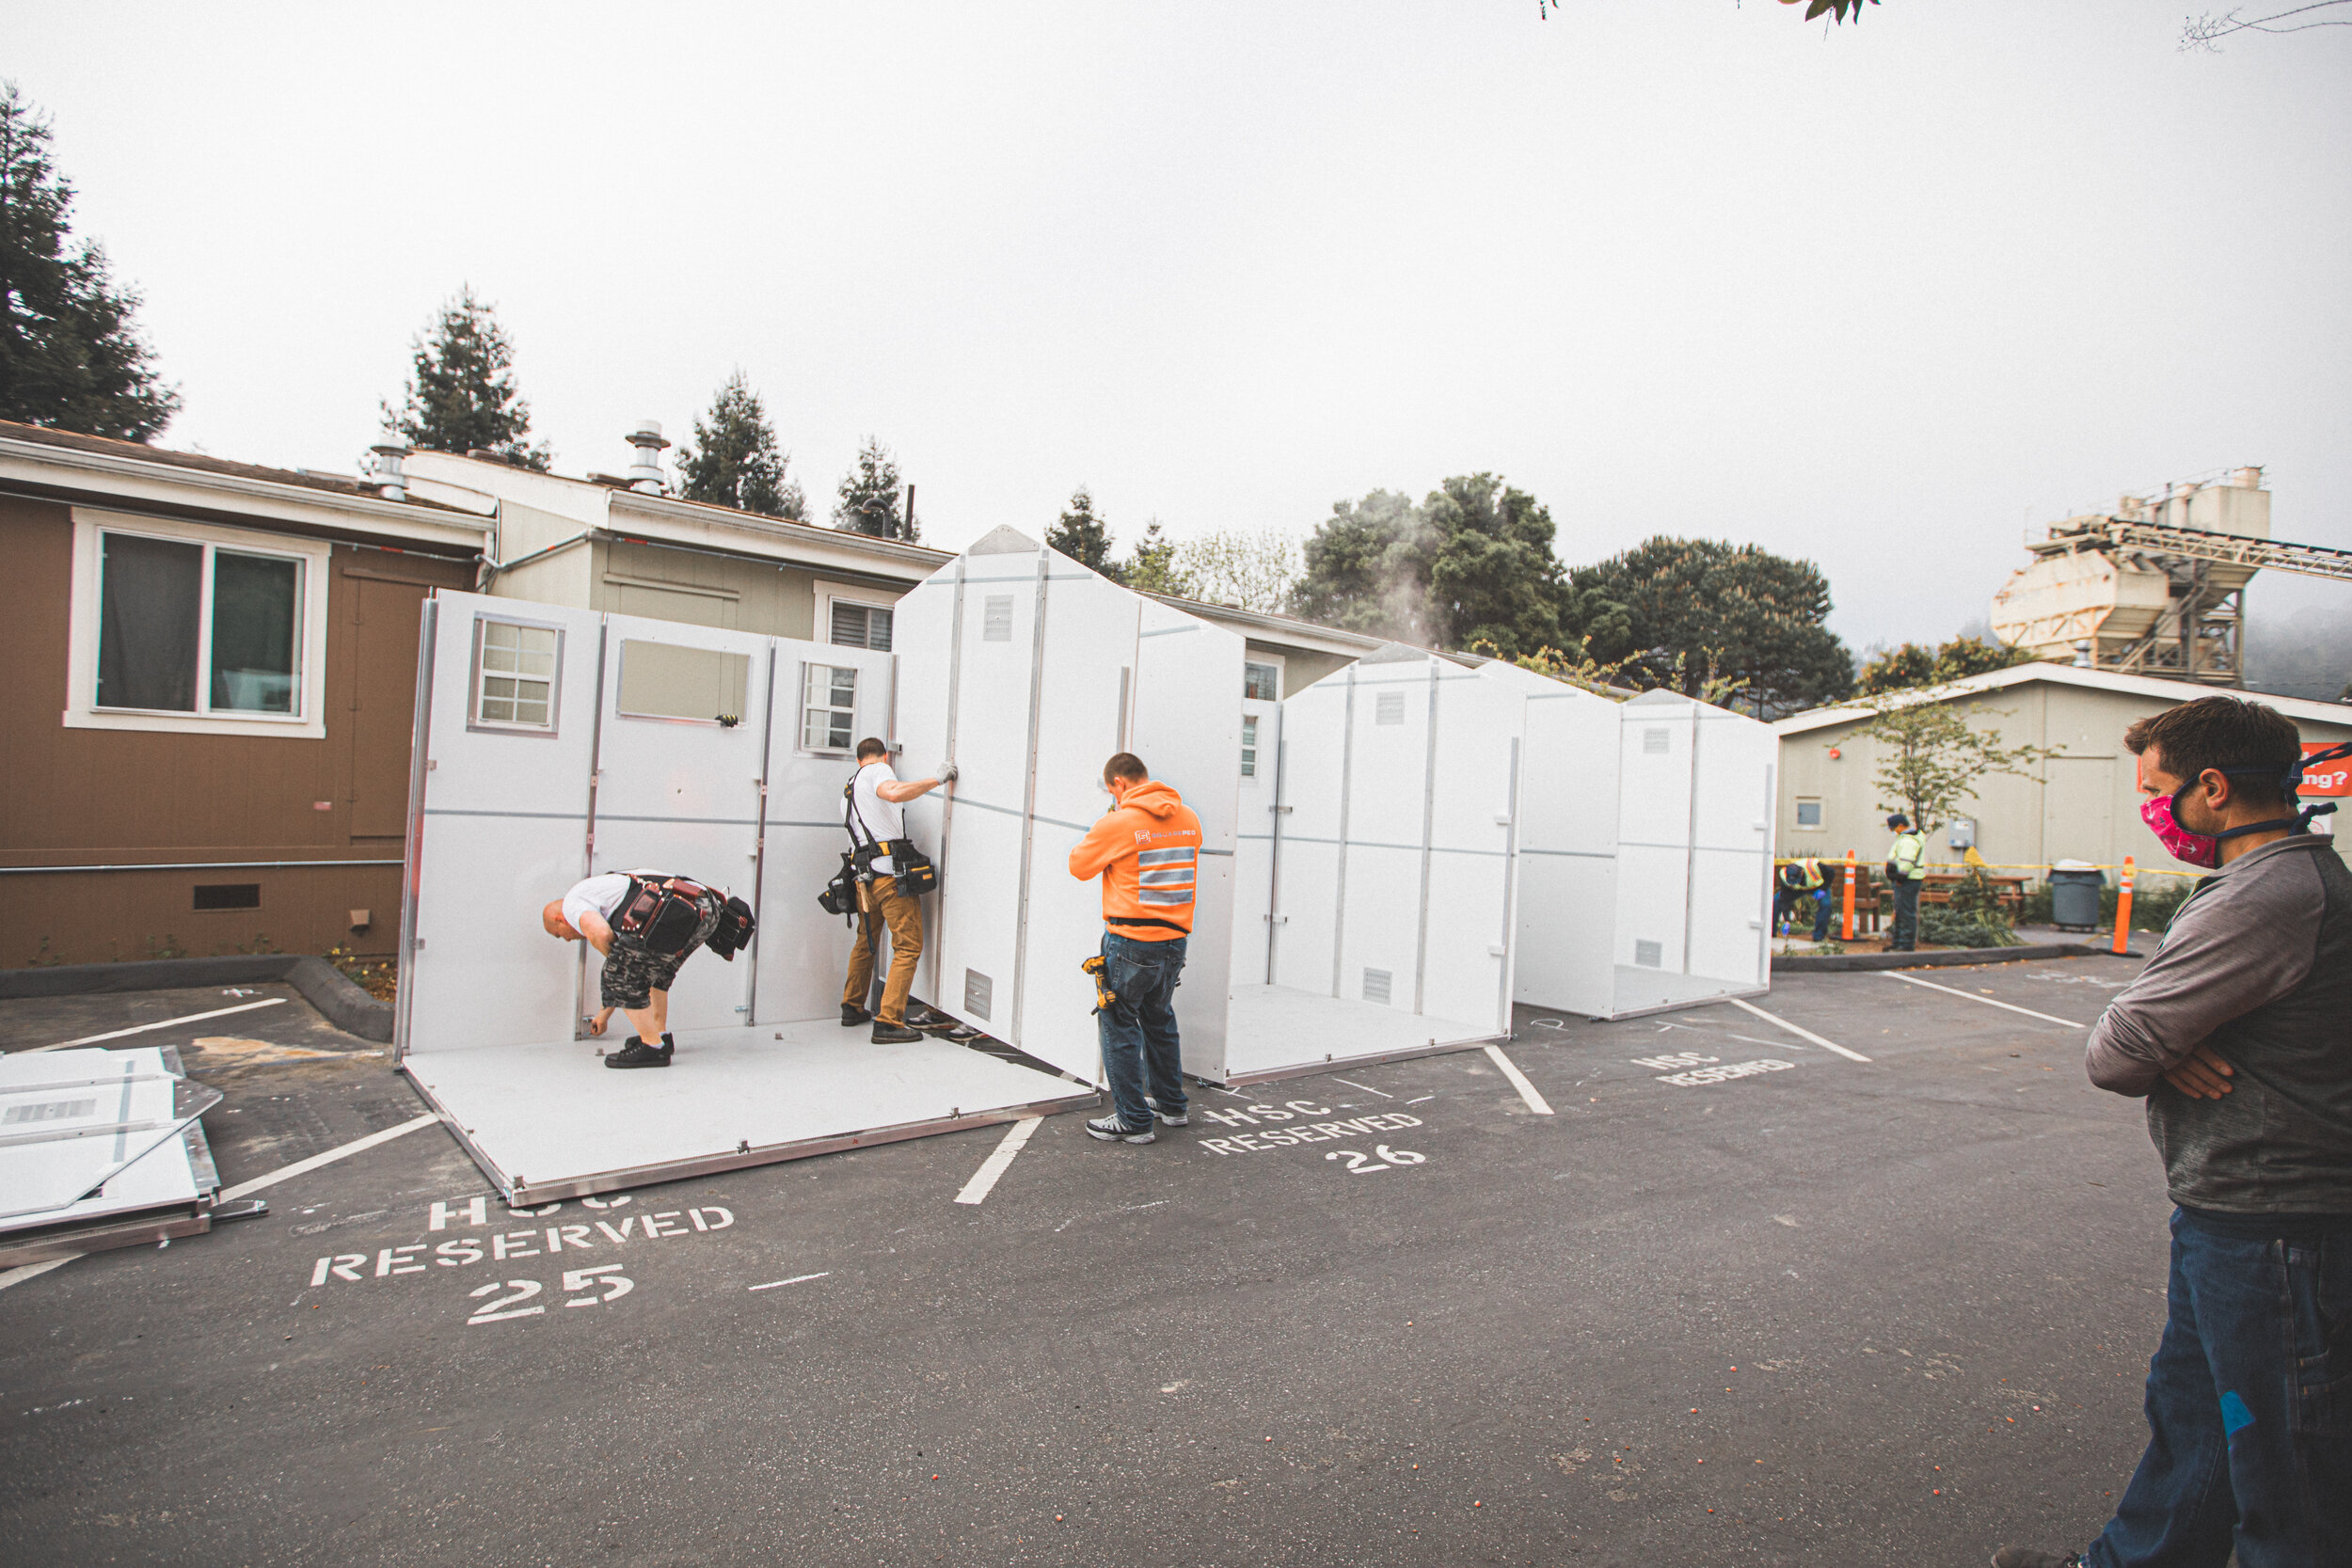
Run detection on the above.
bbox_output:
[0,952,2168,1568]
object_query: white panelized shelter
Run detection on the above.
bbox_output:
[1480,660,1777,1019]
[1233,649,1522,1081]
[894,530,1247,1084]
[395,591,1089,1204]
[898,537,1518,1088]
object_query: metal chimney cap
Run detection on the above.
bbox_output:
[626,420,670,451]
[370,442,411,459]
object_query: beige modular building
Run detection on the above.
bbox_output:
[1772,662,2352,880]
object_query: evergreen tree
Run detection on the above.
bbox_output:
[1424,473,1567,658]
[1290,489,1439,643]
[1567,537,1853,718]
[1855,634,2032,696]
[381,286,549,470]
[1048,485,1116,574]
[1120,518,1194,597]
[0,82,180,440]
[677,370,803,519]
[832,436,913,540]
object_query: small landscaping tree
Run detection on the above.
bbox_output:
[1855,700,2062,837]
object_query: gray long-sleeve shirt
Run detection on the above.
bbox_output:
[2086,834,2352,1213]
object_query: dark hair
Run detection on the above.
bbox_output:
[2123,697,2300,808]
[1885,813,1910,830]
[1103,752,1148,784]
[855,737,890,762]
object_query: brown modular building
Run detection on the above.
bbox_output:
[1,421,488,964]
[4,420,1382,970]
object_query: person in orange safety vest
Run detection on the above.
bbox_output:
[1067,752,1201,1144]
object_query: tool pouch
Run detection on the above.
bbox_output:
[887,839,939,897]
[615,877,708,958]
[704,895,756,961]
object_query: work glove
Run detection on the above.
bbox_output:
[937,762,960,783]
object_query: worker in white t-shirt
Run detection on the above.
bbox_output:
[841,737,951,1043]
[542,868,722,1069]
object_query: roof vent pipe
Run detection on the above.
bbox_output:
[370,443,409,502]
[2232,466,2264,490]
[626,420,670,493]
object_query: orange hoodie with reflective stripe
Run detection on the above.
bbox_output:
[1067,779,1202,942]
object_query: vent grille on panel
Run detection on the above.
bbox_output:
[982,595,1014,642]
[1362,967,1393,1005]
[963,968,993,1021]
[1633,940,1662,968]
[1375,691,1406,725]
[1642,727,1670,754]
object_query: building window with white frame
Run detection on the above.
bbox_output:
[802,663,858,752]
[829,599,893,652]
[1795,797,1823,829]
[1243,659,1280,703]
[471,618,562,731]
[95,529,305,716]
[1241,715,1259,778]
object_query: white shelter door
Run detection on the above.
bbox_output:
[586,616,771,1035]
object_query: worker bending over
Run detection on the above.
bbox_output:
[1883,814,1927,951]
[1068,752,1200,1145]
[544,870,731,1069]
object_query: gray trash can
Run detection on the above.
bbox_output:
[2048,867,2105,931]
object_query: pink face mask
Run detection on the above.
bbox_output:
[2141,791,2221,870]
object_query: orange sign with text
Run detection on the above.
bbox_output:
[2302,743,2352,798]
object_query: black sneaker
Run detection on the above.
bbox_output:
[1992,1550,2084,1568]
[659,1032,676,1059]
[605,1039,670,1069]
[915,1015,980,1041]
[841,1004,873,1027]
[1087,1115,1155,1144]
[870,1022,924,1044]
[1144,1097,1189,1128]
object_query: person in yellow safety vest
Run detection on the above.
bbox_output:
[1884,813,1928,951]
[1801,856,1832,942]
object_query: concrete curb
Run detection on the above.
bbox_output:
[0,955,394,1042]
[1772,942,2141,973]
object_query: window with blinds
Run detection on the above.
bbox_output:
[830,600,893,651]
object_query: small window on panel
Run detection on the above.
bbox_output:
[1241,715,1258,778]
[473,620,561,731]
[802,664,858,752]
[618,641,749,723]
[1795,798,1823,829]
[830,600,893,652]
[1243,661,1279,703]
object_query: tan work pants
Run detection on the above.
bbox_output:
[842,874,924,1026]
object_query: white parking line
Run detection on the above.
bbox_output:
[1329,1077,1393,1099]
[1882,971,2085,1028]
[953,1116,1041,1205]
[1727,997,1871,1063]
[217,1112,442,1200]
[0,1258,76,1292]
[19,997,287,1053]
[749,1272,831,1291]
[1483,1045,1554,1116]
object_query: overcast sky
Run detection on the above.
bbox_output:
[10,1,2348,653]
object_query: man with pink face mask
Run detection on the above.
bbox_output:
[1994,697,2352,1568]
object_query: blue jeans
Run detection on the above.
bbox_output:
[1096,931,1186,1131]
[1812,888,1832,942]
[2089,1208,2352,1568]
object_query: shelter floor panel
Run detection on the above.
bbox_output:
[402,1019,1092,1196]
[1219,984,1500,1081]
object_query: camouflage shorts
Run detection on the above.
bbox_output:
[597,893,723,1010]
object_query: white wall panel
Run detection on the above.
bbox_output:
[405,594,604,1055]
[1131,600,1245,1082]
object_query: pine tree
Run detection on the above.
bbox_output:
[1120,518,1194,597]
[677,371,804,519]
[381,286,549,470]
[832,436,913,541]
[1047,485,1115,573]
[0,82,180,440]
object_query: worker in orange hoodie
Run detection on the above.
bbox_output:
[1067,752,1202,1144]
